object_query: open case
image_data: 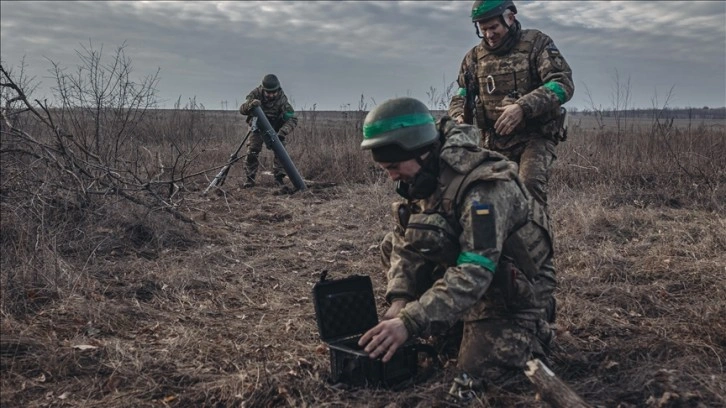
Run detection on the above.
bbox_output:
[312,273,435,388]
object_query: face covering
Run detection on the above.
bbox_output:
[395,149,440,200]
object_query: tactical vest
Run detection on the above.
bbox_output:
[251,87,287,131]
[435,149,553,281]
[470,30,562,142]
[394,139,553,317]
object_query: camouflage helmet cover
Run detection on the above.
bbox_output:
[471,0,517,22]
[262,74,281,91]
[360,97,438,162]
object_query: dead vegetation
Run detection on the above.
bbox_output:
[2,49,725,407]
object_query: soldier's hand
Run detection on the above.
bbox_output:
[358,318,409,362]
[250,99,261,108]
[455,114,466,124]
[382,299,407,320]
[494,103,524,136]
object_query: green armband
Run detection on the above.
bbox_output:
[457,251,496,273]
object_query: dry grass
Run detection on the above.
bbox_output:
[1,109,725,407]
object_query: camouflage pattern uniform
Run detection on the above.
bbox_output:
[448,26,574,207]
[381,120,556,383]
[239,86,298,184]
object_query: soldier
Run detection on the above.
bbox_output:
[448,0,574,208]
[358,97,556,397]
[238,74,298,188]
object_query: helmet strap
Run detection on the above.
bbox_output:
[499,14,509,29]
[403,146,440,200]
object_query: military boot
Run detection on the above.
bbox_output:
[243,176,256,188]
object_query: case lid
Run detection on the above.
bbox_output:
[312,273,379,342]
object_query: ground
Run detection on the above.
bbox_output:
[2,168,724,407]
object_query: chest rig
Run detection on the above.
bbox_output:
[400,143,552,283]
[469,30,562,144]
[474,30,539,123]
[250,87,287,131]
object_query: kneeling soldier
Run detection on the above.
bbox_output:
[358,97,556,396]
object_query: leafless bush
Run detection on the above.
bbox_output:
[425,75,457,111]
[290,105,383,184]
[557,85,724,211]
[0,44,221,314]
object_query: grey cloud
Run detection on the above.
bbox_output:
[1,1,724,110]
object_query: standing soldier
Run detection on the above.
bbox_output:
[358,97,556,399]
[239,74,298,188]
[448,0,574,208]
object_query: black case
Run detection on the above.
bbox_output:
[312,274,433,388]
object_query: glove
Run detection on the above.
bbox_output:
[250,99,261,108]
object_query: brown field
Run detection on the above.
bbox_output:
[1,105,725,408]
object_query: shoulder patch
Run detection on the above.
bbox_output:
[546,43,560,56]
[471,202,496,250]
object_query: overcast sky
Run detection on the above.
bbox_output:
[2,1,724,111]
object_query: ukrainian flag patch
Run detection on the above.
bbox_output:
[474,202,491,215]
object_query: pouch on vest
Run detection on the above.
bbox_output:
[391,201,416,235]
[536,107,569,143]
[312,273,436,388]
[557,107,568,142]
[495,260,541,311]
[405,212,460,266]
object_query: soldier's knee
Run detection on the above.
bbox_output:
[380,232,395,269]
[458,319,535,378]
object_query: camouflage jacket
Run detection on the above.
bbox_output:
[448,29,574,148]
[239,86,298,136]
[389,122,553,337]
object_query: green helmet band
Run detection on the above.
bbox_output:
[362,113,435,140]
[471,0,516,22]
[360,97,439,158]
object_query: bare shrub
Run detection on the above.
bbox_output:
[555,88,725,211]
[0,44,221,315]
[290,107,381,184]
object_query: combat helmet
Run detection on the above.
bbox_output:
[262,74,281,91]
[360,97,438,163]
[471,0,516,22]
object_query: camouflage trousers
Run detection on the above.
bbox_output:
[244,132,287,182]
[380,232,554,385]
[494,138,556,208]
[457,317,550,382]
